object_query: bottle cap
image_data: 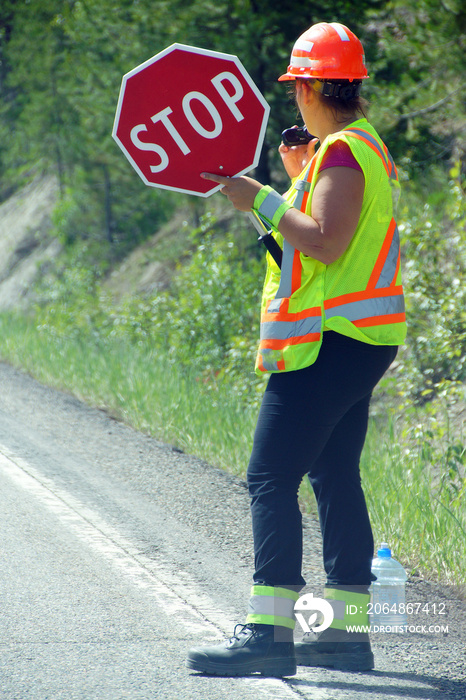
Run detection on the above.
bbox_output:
[377,543,392,557]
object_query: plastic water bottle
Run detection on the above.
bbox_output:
[370,543,407,631]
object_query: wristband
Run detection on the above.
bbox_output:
[252,186,293,230]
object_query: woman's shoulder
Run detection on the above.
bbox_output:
[319,140,362,173]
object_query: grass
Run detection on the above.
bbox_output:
[362,416,466,590]
[0,313,257,476]
[0,312,464,592]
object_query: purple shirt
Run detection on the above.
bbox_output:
[319,140,363,173]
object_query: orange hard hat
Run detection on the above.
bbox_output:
[278,22,368,82]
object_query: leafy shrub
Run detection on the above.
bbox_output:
[388,166,466,404]
[99,213,267,405]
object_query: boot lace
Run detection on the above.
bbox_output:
[231,623,258,641]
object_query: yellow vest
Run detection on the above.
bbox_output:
[256,118,406,374]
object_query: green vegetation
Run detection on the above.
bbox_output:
[0,312,258,471]
[0,1,465,589]
[0,306,464,588]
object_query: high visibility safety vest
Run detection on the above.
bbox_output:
[256,118,407,375]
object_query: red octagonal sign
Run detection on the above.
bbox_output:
[112,43,270,197]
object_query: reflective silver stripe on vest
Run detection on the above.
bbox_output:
[267,298,283,313]
[376,223,400,289]
[276,239,296,298]
[385,148,397,180]
[292,161,313,208]
[326,293,405,323]
[294,180,312,192]
[261,314,322,341]
[274,161,313,299]
[259,349,281,372]
[248,594,296,621]
[345,128,397,181]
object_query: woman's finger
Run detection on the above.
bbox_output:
[201,172,231,185]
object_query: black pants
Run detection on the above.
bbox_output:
[247,331,397,589]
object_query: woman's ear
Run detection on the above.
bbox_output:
[299,80,314,106]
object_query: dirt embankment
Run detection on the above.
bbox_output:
[0,175,221,309]
[0,175,60,311]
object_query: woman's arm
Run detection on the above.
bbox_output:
[201,165,364,266]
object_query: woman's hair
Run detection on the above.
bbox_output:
[293,78,369,122]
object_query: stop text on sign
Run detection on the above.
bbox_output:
[112,43,270,197]
[130,71,245,174]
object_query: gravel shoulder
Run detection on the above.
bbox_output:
[0,360,464,698]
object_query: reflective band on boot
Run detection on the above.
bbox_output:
[325,587,370,631]
[294,586,374,671]
[246,585,300,630]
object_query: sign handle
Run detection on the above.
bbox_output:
[246,211,283,269]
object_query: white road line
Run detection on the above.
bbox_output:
[0,444,300,699]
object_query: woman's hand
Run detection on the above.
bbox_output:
[201,173,263,211]
[279,135,319,179]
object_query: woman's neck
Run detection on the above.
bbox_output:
[315,113,361,143]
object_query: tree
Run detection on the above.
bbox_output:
[166,0,390,186]
[1,0,462,249]
[361,0,466,175]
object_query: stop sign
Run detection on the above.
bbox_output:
[112,43,270,197]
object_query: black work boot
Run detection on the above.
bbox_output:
[186,623,297,677]
[295,627,374,671]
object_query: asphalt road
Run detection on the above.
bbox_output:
[0,362,464,699]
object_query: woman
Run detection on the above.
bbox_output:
[187,21,406,677]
